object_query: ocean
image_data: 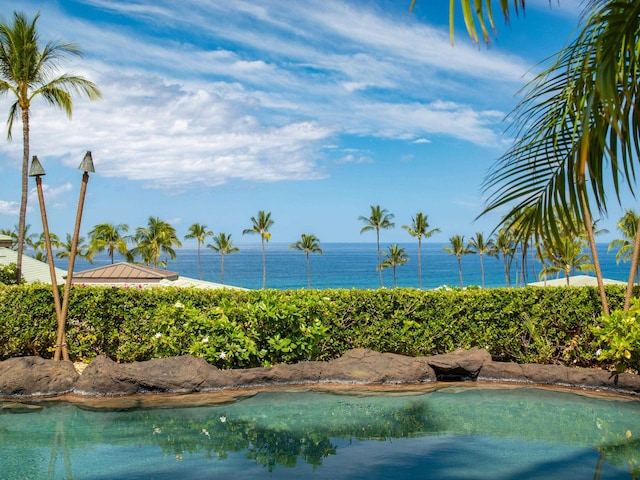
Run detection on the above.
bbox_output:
[60,242,633,290]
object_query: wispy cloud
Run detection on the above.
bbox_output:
[8,0,537,192]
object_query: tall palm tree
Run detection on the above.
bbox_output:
[359,205,395,288]
[494,228,515,287]
[467,232,496,289]
[608,210,640,283]
[88,223,130,264]
[184,223,213,280]
[0,12,100,283]
[207,232,239,284]
[243,210,274,289]
[402,212,440,289]
[130,217,181,268]
[480,1,640,314]
[290,233,323,289]
[443,235,471,288]
[380,244,409,288]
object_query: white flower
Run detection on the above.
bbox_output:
[219,416,227,423]
[154,333,162,339]
[202,336,209,343]
[153,427,162,434]
[174,302,184,308]
[219,351,227,359]
[596,349,603,357]
[202,428,210,437]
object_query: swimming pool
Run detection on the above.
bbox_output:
[2,386,639,479]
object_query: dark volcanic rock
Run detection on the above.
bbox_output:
[427,347,492,380]
[479,360,640,394]
[2,348,640,398]
[318,348,436,383]
[74,355,221,395]
[0,356,78,396]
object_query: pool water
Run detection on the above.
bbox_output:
[1,386,639,479]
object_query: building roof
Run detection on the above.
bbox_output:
[528,275,626,287]
[0,247,67,284]
[0,234,12,248]
[73,262,179,283]
[73,262,242,290]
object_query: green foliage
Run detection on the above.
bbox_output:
[0,284,633,371]
[593,298,640,373]
[0,263,23,285]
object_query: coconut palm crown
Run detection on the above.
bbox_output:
[0,11,101,283]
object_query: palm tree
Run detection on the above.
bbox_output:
[380,244,409,288]
[32,231,60,263]
[56,233,93,263]
[402,212,440,289]
[494,228,515,287]
[184,223,213,280]
[88,223,130,264]
[410,0,524,45]
[480,1,640,314]
[539,236,595,286]
[359,205,395,288]
[443,235,471,288]
[0,12,100,283]
[243,210,274,289]
[290,233,323,289]
[130,217,181,268]
[207,232,239,284]
[467,232,496,288]
[608,210,640,283]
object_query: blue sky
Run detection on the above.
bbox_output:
[0,0,631,246]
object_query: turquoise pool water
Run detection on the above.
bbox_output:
[1,386,639,479]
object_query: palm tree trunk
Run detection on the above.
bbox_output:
[417,237,423,290]
[376,229,384,288]
[503,254,510,287]
[623,217,640,311]
[306,252,311,289]
[393,265,397,287]
[479,253,485,288]
[16,108,30,284]
[261,236,266,289]
[197,241,202,280]
[221,253,225,284]
[457,256,464,288]
[581,190,609,315]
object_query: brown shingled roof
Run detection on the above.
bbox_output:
[73,262,179,284]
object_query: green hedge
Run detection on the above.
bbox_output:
[0,284,631,368]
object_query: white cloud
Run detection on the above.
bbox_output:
[0,200,19,215]
[9,0,538,190]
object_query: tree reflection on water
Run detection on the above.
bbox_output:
[1,388,639,478]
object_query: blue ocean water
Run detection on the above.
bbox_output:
[63,242,633,290]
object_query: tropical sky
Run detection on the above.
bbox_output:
[0,0,631,245]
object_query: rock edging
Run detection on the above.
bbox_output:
[1,347,639,398]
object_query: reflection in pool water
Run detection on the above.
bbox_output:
[1,386,639,479]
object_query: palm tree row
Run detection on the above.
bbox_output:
[360,205,440,289]
[3,209,637,290]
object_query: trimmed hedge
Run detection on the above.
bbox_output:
[0,284,631,368]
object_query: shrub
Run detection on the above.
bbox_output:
[0,263,23,285]
[0,284,632,369]
[593,298,640,373]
